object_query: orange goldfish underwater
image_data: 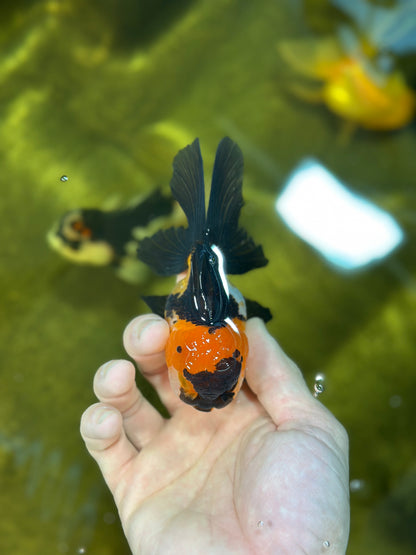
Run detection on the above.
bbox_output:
[137,138,271,411]
[279,32,416,131]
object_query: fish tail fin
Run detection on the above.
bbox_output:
[137,139,206,275]
[170,138,206,242]
[206,137,268,274]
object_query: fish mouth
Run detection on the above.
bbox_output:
[179,389,235,412]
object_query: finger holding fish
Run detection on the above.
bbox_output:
[122,314,184,414]
[92,358,166,449]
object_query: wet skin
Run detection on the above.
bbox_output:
[81,315,350,554]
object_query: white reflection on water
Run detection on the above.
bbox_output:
[276,159,404,271]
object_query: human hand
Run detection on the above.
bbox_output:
[81,315,349,554]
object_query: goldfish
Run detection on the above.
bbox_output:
[279,26,416,131]
[137,138,271,412]
[331,0,416,56]
[47,188,174,283]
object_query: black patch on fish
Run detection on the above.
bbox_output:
[93,189,173,262]
[179,389,235,412]
[232,349,240,358]
[58,189,174,265]
[176,345,182,353]
[182,356,241,407]
[165,291,241,326]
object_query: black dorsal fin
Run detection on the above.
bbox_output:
[170,138,206,243]
[206,137,268,275]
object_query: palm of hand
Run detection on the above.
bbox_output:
[81,317,349,555]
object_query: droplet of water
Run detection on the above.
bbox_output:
[313,373,326,398]
[313,382,325,397]
[323,539,330,548]
[349,478,366,492]
[60,175,69,182]
[257,520,264,529]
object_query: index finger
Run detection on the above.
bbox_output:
[122,314,183,414]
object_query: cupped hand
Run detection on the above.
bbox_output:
[81,315,349,555]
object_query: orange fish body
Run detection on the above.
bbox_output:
[164,273,249,410]
[138,138,270,411]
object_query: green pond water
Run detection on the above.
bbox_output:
[1,0,415,553]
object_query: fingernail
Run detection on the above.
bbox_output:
[134,317,161,340]
[99,360,117,379]
[94,406,115,425]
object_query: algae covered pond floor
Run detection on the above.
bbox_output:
[1,0,416,553]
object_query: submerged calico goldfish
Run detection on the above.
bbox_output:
[47,189,174,283]
[137,137,271,412]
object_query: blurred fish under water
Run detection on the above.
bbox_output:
[279,1,416,132]
[47,188,176,283]
[331,0,416,55]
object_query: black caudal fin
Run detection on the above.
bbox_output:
[137,226,191,276]
[207,137,244,239]
[170,138,206,244]
[245,298,272,322]
[142,295,169,317]
[137,139,206,276]
[206,137,268,275]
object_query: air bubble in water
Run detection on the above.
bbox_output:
[313,373,325,397]
[60,175,69,182]
[314,382,325,397]
[257,520,264,529]
[389,394,402,408]
[323,540,330,549]
[350,478,366,492]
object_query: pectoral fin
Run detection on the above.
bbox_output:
[142,295,168,317]
[137,226,192,276]
[245,298,272,322]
